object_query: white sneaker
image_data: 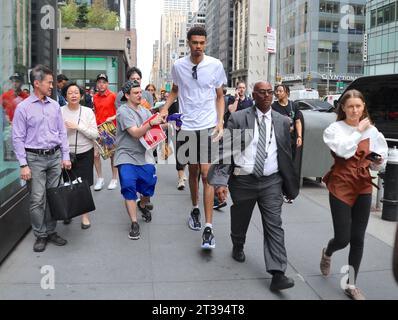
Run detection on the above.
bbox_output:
[177,178,185,190]
[107,179,118,190]
[94,178,105,191]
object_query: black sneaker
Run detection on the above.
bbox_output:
[188,208,201,231]
[129,222,140,240]
[213,197,227,210]
[201,227,216,250]
[137,200,152,222]
[33,237,48,252]
[47,233,67,246]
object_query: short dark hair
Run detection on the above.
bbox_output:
[121,80,141,102]
[57,74,69,82]
[126,67,142,81]
[62,82,84,98]
[30,65,53,86]
[274,84,290,96]
[187,26,207,41]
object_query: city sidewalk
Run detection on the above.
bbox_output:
[0,162,397,300]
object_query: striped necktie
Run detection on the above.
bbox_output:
[253,115,268,178]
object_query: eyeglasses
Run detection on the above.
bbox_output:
[254,89,274,96]
[192,65,198,80]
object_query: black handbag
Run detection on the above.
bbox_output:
[47,170,96,221]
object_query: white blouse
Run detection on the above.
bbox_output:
[323,120,388,171]
[61,105,99,154]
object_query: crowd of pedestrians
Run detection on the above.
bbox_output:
[5,26,389,299]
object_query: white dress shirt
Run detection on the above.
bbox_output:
[234,108,279,176]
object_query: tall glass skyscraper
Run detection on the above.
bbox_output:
[277,0,366,96]
[365,0,398,75]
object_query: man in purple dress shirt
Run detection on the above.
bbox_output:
[12,65,72,253]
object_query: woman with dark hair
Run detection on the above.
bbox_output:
[61,82,99,229]
[272,84,302,159]
[320,89,388,300]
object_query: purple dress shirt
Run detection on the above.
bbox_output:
[12,94,70,166]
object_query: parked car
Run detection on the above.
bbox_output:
[338,74,398,144]
[289,88,319,101]
[323,94,341,105]
[295,99,334,112]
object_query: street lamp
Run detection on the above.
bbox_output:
[58,1,67,74]
[326,51,333,95]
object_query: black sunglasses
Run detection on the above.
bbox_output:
[192,65,198,80]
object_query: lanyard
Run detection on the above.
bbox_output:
[256,114,274,157]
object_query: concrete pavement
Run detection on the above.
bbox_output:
[0,162,397,300]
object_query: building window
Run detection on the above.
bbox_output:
[373,2,396,27]
[371,9,377,27]
[347,65,364,74]
[348,23,364,35]
[319,19,339,33]
[318,63,335,73]
[319,0,339,14]
[318,41,339,53]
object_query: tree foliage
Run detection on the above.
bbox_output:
[87,0,119,30]
[76,3,89,29]
[61,0,119,30]
[61,0,78,28]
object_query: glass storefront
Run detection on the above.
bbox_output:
[0,0,30,208]
[58,55,119,92]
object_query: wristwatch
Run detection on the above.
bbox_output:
[20,164,28,168]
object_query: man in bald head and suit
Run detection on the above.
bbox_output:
[208,81,299,292]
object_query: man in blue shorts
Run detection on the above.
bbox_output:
[114,80,165,240]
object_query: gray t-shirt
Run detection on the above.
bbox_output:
[114,104,155,166]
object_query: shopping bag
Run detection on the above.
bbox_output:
[47,171,96,221]
[96,121,117,160]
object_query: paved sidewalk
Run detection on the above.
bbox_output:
[0,163,397,300]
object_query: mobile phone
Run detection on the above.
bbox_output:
[366,152,382,162]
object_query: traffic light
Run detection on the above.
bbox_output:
[307,73,312,81]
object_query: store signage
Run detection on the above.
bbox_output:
[363,34,368,62]
[40,5,55,30]
[266,26,276,54]
[282,74,358,82]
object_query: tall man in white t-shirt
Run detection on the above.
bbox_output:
[161,27,227,250]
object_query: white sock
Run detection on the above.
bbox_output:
[193,205,199,209]
[205,223,213,229]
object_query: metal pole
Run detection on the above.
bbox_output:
[327,51,330,95]
[58,9,62,74]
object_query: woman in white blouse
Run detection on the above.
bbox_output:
[320,89,388,300]
[61,82,99,229]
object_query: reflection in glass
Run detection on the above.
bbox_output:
[0,0,30,205]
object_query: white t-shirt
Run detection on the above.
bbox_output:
[171,55,227,131]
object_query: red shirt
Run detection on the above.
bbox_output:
[93,90,117,125]
[1,90,29,122]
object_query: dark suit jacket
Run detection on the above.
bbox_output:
[208,106,300,200]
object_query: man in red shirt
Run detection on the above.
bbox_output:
[93,74,118,191]
[1,73,29,124]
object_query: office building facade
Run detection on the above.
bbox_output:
[365,0,398,75]
[277,0,366,96]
